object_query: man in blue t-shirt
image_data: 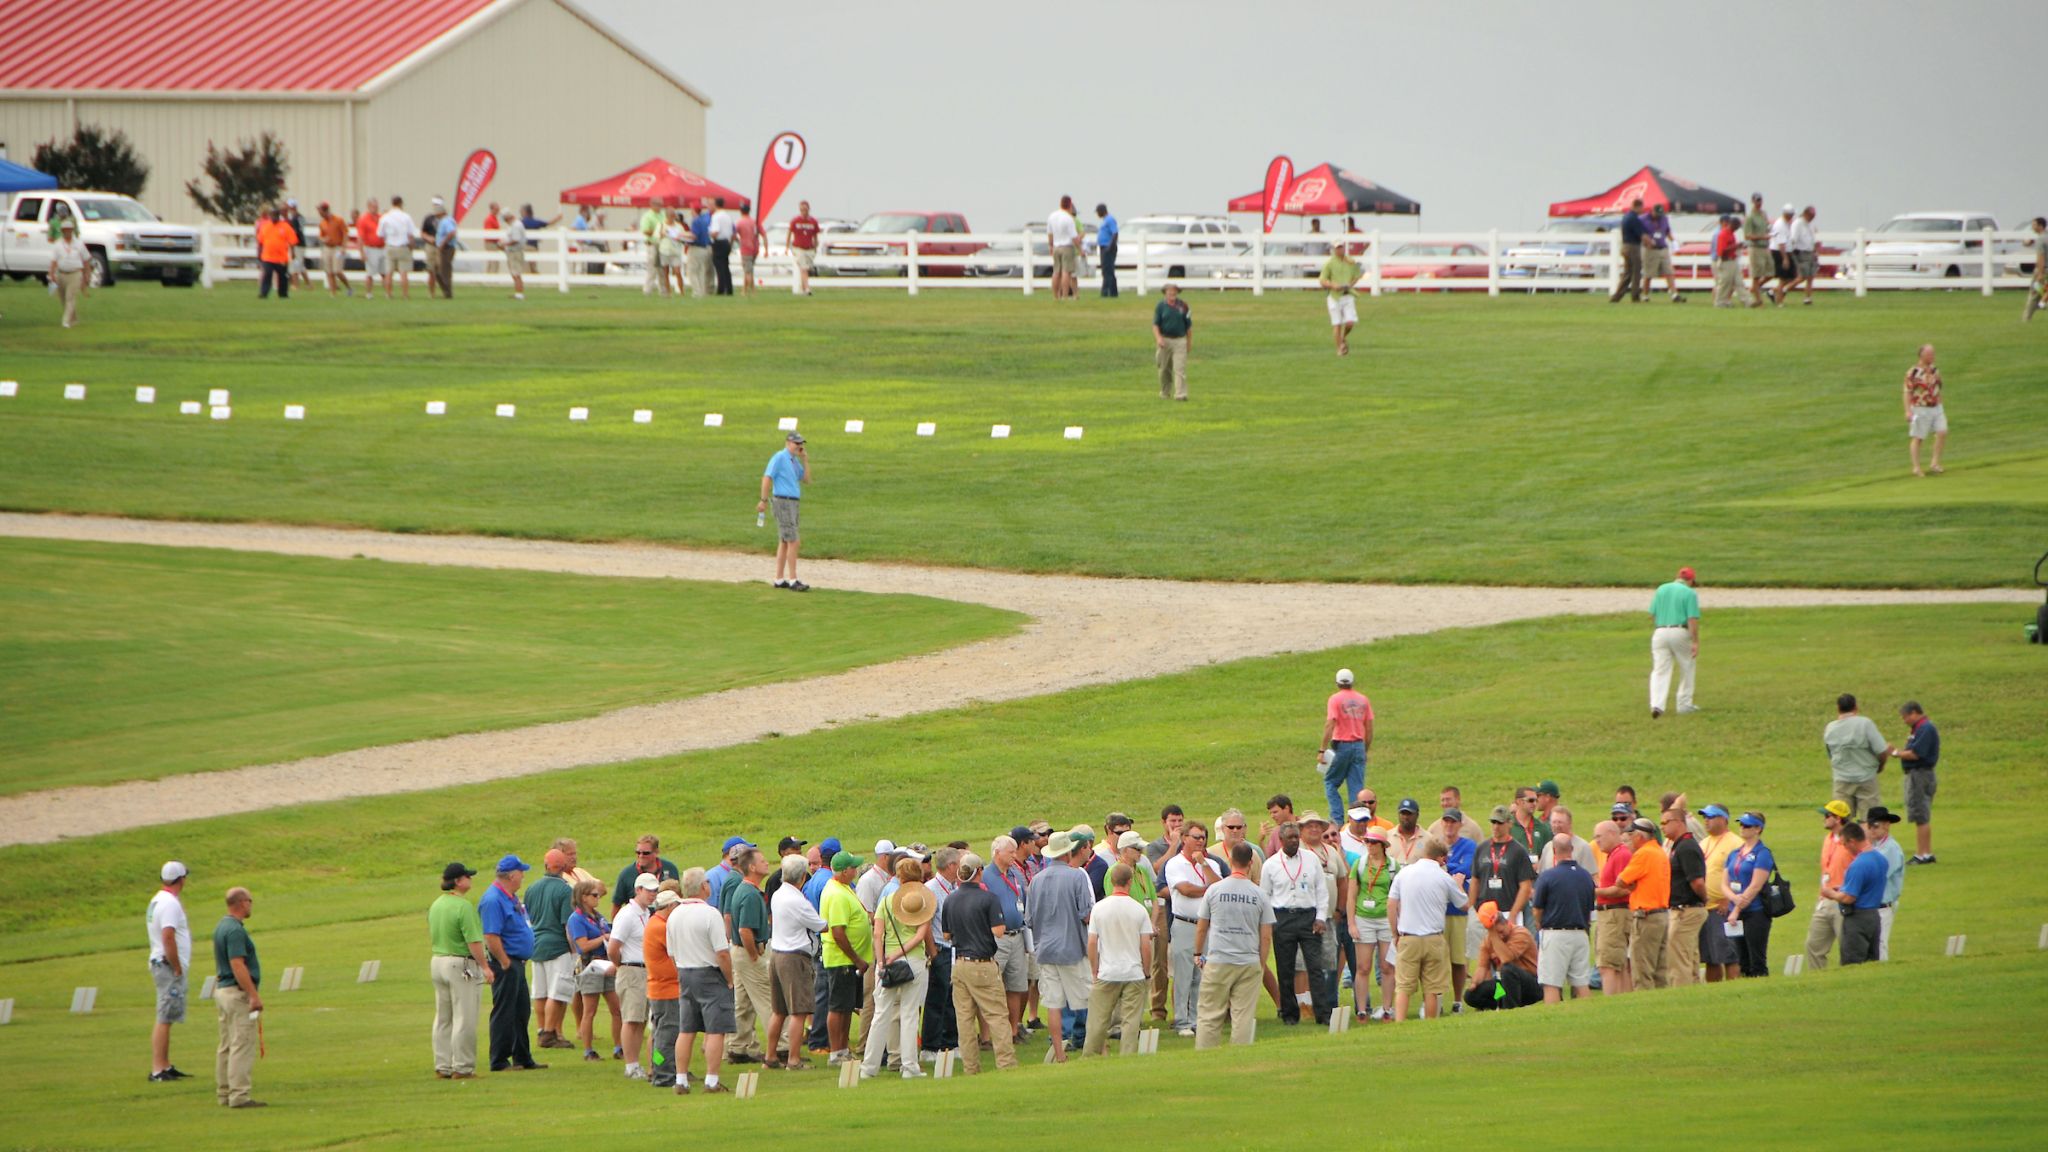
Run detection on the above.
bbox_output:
[1095,203,1119,298]
[479,854,543,1071]
[757,432,812,592]
[1437,812,1477,1010]
[1831,825,1888,965]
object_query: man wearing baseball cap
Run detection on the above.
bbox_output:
[528,850,577,1050]
[480,855,545,1072]
[1597,820,1671,990]
[430,863,492,1078]
[1318,668,1375,827]
[1647,566,1701,719]
[704,836,754,913]
[610,872,660,1078]
[1804,800,1854,970]
[758,432,812,591]
[147,862,192,1082]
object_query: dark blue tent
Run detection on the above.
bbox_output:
[0,157,59,194]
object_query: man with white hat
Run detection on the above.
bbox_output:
[1026,829,1096,1062]
[147,861,193,1082]
[1318,668,1375,826]
[48,216,90,328]
[608,871,659,1078]
[1767,203,1796,306]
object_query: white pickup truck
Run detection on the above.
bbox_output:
[1852,211,2032,280]
[2,190,202,286]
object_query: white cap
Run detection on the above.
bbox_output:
[161,861,188,883]
[285,198,297,207]
[633,872,660,891]
[1782,203,1794,213]
[432,196,446,206]
[1346,806,1374,823]
[874,839,898,856]
[1335,668,1354,686]
[1117,830,1146,851]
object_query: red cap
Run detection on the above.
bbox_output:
[1678,567,1696,581]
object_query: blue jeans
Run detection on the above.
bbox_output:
[1324,741,1366,822]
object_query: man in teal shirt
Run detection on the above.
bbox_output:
[212,888,263,1107]
[1152,283,1192,401]
[527,850,576,1050]
[1648,566,1700,718]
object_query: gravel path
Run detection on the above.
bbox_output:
[1,512,2028,847]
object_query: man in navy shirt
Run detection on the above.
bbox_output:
[1530,835,1596,1001]
[480,854,545,1071]
[1832,824,1888,965]
[1609,197,1646,304]
[1095,204,1119,297]
[1889,701,1941,864]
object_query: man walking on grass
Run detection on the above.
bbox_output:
[1888,701,1939,864]
[1609,198,1645,303]
[758,432,812,591]
[1901,345,1948,478]
[1743,193,1774,307]
[147,861,192,1082]
[1319,241,1362,356]
[1648,566,1701,718]
[1318,668,1374,828]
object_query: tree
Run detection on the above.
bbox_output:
[185,133,290,224]
[32,123,150,197]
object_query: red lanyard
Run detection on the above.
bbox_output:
[994,868,1022,899]
[1277,851,1305,886]
[1488,843,1509,873]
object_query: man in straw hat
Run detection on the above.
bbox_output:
[49,216,91,328]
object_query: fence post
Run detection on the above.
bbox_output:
[906,232,920,297]
[1368,230,1382,297]
[1136,236,1149,296]
[199,226,215,289]
[1021,228,1033,297]
[1981,226,1994,296]
[1252,231,1265,297]
[556,230,570,294]
[1607,233,1621,298]
[1487,228,1500,297]
[1853,228,1867,298]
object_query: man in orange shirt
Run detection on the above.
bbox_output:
[1597,818,1670,990]
[1803,800,1851,970]
[1464,901,1540,1011]
[643,888,682,1089]
[256,207,292,299]
[354,199,387,300]
[316,202,352,298]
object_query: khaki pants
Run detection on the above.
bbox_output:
[1832,778,1880,822]
[430,955,482,1075]
[728,949,772,1057]
[1629,910,1670,989]
[1194,962,1260,1049]
[688,246,713,298]
[1156,336,1188,400]
[1081,978,1146,1056]
[215,985,258,1105]
[55,269,84,327]
[949,959,1016,1073]
[643,238,663,292]
[1805,899,1841,970]
[861,954,927,1075]
[1713,259,1742,305]
[1149,914,1170,1017]
[1610,242,1642,302]
[1665,907,1707,986]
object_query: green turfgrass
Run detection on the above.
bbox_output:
[2,286,2042,588]
[0,603,2041,1148]
[0,536,1019,795]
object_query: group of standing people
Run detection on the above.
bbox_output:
[638,197,765,299]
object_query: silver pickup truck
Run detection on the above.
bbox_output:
[3,190,202,286]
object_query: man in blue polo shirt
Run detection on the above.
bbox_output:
[1095,204,1119,297]
[479,854,545,1071]
[1889,701,1940,864]
[1832,824,1888,966]
[1437,810,1477,1012]
[802,837,841,1052]
[705,836,754,913]
[757,432,812,592]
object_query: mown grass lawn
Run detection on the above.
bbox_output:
[0,602,2041,1148]
[2,285,2040,587]
[0,537,1019,794]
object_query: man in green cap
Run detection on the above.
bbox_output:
[819,851,871,1064]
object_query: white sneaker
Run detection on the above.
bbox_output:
[901,1065,926,1079]
[513,292,524,300]
[1677,704,1701,714]
[624,1064,648,1080]
[827,1051,849,1065]
[859,1067,878,1080]
[1174,1027,1195,1038]
[918,1049,940,1062]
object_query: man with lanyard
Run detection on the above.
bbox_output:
[1828,823,1886,966]
[786,200,821,295]
[1095,203,1119,297]
[1470,807,1536,974]
[1662,808,1708,986]
[1507,787,1554,867]
[1144,805,1185,1022]
[1162,823,1221,1037]
[983,835,1031,1039]
[1386,799,1429,865]
[1862,807,1907,960]
[1259,822,1330,1027]
[1317,668,1374,824]
[1296,815,1349,1016]
[1437,809,1478,1009]
[1695,805,1745,982]
[479,855,545,1072]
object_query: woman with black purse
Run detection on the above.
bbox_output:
[1722,813,1782,978]
[860,859,935,1081]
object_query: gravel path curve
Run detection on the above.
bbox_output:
[1,512,2028,847]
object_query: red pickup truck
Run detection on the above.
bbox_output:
[819,211,984,277]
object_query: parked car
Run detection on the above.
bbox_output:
[3,190,202,286]
[1502,216,1616,281]
[818,211,982,277]
[1381,241,1489,289]
[1117,215,1248,278]
[1842,211,2025,279]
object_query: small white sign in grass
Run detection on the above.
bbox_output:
[633,409,653,424]
[135,386,156,404]
[209,406,231,421]
[69,987,97,1014]
[990,424,1010,439]
[916,422,935,437]
[0,380,17,397]
[704,413,724,427]
[778,417,798,431]
[180,401,202,415]
[357,960,381,984]
[1064,426,1084,440]
[844,419,863,434]
[495,404,516,418]
[208,389,230,407]
[425,401,447,415]
[569,407,589,422]
[284,405,305,421]
[64,384,86,400]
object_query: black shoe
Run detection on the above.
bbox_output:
[149,1070,178,1082]
[788,580,811,592]
[514,1062,548,1070]
[490,1063,512,1072]
[728,1053,761,1065]
[164,1066,193,1080]
[1651,708,1663,719]
[1908,855,1936,865]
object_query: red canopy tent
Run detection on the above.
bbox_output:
[1548,165,1742,218]
[560,158,749,211]
[1228,162,1420,217]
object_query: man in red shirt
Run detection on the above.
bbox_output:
[735,207,763,298]
[1712,215,1743,307]
[1592,819,1633,994]
[1317,668,1374,831]
[356,199,389,300]
[786,200,820,296]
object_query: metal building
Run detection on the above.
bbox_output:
[0,0,709,220]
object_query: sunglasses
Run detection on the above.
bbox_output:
[1223,825,1245,831]
[635,850,655,856]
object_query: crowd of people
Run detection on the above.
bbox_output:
[137,660,1937,1102]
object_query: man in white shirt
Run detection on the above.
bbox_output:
[1081,863,1152,1055]
[1259,822,1331,1026]
[709,199,737,295]
[1788,205,1820,305]
[1161,824,1221,1037]
[1385,837,1470,1022]
[377,196,418,300]
[1766,204,1795,306]
[607,873,656,1079]
[1047,195,1081,300]
[666,869,736,1094]
[147,861,193,1081]
[766,855,827,1069]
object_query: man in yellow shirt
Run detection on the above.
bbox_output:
[1695,805,1744,982]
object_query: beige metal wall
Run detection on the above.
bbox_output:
[365,0,708,217]
[0,97,348,220]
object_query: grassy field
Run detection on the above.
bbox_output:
[0,536,1019,794]
[2,285,2043,587]
[0,602,2042,1147]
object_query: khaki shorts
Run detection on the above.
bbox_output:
[770,950,815,1016]
[533,953,575,1002]
[771,496,800,543]
[993,933,1028,993]
[1642,246,1673,276]
[1748,246,1773,280]
[1036,960,1092,1011]
[616,965,650,1024]
[793,248,816,271]
[1053,246,1080,275]
[1393,932,1449,997]
[1444,914,1468,962]
[1537,929,1592,988]
[364,247,390,277]
[1595,907,1632,969]
[505,245,527,275]
[1908,406,1947,439]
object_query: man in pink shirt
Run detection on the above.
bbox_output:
[736,208,763,298]
[1317,668,1375,827]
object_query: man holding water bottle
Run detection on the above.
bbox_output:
[758,432,812,591]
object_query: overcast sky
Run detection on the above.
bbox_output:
[589,0,2044,233]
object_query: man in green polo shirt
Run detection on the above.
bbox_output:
[819,852,873,1064]
[1152,283,1192,401]
[528,850,576,1050]
[1319,245,1362,357]
[1742,194,1773,307]
[430,862,494,1078]
[212,887,263,1108]
[1648,566,1701,719]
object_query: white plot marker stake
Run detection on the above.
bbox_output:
[933,1050,955,1077]
[2038,924,2047,950]
[210,406,231,421]
[279,966,304,991]
[778,416,798,431]
[0,998,14,1025]
[135,386,156,404]
[0,380,17,397]
[734,1072,759,1099]
[199,976,217,1000]
[1064,425,1084,440]
[990,424,1011,439]
[208,389,230,407]
[64,384,86,400]
[425,401,447,415]
[569,407,589,422]
[357,960,381,984]
[70,987,97,1014]
[838,1060,860,1088]
[284,405,305,421]
[633,409,653,424]
[495,404,516,418]
[916,422,936,437]
[844,419,863,434]
[180,401,202,415]
[703,413,724,428]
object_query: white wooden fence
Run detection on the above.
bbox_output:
[196,226,2042,298]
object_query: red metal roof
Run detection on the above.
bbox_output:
[0,0,503,93]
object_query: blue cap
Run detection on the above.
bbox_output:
[818,837,842,857]
[721,835,754,852]
[495,854,530,873]
[1701,804,1729,820]
[1736,812,1765,828]
[1010,825,1035,843]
